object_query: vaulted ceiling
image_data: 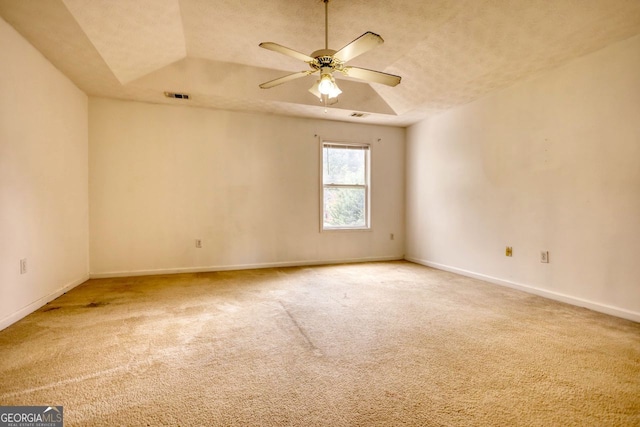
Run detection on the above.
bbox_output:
[1,0,639,126]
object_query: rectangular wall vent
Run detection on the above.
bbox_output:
[350,112,369,118]
[164,91,190,100]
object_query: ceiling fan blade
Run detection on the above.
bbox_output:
[333,31,384,63]
[259,70,315,89]
[259,42,315,63]
[342,66,401,87]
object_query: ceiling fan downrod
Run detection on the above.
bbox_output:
[324,0,329,50]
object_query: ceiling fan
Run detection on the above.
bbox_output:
[258,0,401,105]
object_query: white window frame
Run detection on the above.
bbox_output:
[320,140,371,231]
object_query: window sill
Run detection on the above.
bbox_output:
[321,227,372,233]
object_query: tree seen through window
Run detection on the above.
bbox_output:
[322,143,369,229]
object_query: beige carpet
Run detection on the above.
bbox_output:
[0,261,638,426]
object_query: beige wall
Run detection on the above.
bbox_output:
[89,98,405,276]
[0,17,89,329]
[406,34,640,321]
[3,9,637,328]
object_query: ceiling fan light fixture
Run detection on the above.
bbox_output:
[310,75,341,100]
[317,69,341,99]
[327,80,342,98]
[309,81,321,98]
[318,74,334,95]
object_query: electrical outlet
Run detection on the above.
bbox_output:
[540,251,549,263]
[195,239,202,248]
[20,258,27,274]
[505,246,513,257]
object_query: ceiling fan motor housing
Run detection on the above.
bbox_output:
[310,49,342,72]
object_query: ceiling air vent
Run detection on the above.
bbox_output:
[350,112,369,118]
[164,91,190,100]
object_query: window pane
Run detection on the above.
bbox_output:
[323,187,366,228]
[323,146,365,185]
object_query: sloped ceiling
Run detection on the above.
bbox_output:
[1,0,639,127]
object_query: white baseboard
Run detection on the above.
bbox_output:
[405,256,640,323]
[90,255,405,279]
[0,274,90,331]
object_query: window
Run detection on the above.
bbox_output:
[321,142,370,230]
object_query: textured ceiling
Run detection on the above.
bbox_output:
[1,0,639,127]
